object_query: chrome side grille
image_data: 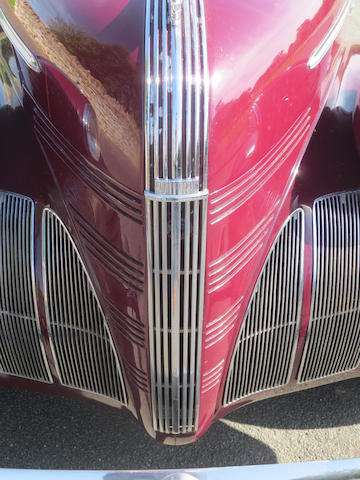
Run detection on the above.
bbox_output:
[42,209,127,404]
[0,192,51,382]
[145,0,209,434]
[223,210,304,405]
[298,192,360,382]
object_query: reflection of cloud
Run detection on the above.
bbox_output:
[213,0,322,104]
[14,0,140,165]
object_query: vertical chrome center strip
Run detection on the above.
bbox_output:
[145,0,209,434]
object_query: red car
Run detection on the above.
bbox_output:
[0,0,358,445]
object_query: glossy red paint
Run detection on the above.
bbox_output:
[0,0,359,444]
[198,0,349,437]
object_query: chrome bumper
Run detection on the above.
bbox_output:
[0,459,359,480]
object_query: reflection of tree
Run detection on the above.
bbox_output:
[0,35,11,88]
[51,19,140,122]
[0,33,21,105]
[14,0,140,164]
[7,0,15,9]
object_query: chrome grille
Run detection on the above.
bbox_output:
[0,192,51,382]
[42,209,127,404]
[298,191,360,382]
[145,0,209,433]
[224,210,304,405]
[146,195,207,433]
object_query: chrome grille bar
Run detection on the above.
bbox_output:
[42,209,127,404]
[298,191,360,382]
[0,192,51,382]
[223,210,304,405]
[145,0,209,434]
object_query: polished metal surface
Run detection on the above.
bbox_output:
[299,191,360,383]
[307,0,352,69]
[145,0,209,434]
[42,209,127,404]
[0,459,359,480]
[146,194,207,434]
[224,210,304,405]
[0,7,40,72]
[0,192,52,383]
[144,0,209,195]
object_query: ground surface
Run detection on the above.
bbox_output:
[0,379,358,469]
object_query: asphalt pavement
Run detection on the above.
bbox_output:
[0,378,358,469]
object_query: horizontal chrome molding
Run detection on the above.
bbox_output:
[42,209,127,405]
[145,189,208,203]
[307,0,352,69]
[145,0,209,434]
[0,7,40,72]
[0,192,52,383]
[298,191,360,383]
[224,210,304,406]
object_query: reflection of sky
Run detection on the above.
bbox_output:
[27,0,76,27]
[26,0,128,35]
[212,0,323,104]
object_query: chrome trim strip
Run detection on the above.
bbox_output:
[0,8,40,72]
[298,191,360,383]
[42,209,127,405]
[0,459,359,479]
[145,0,209,434]
[307,0,352,69]
[224,210,304,406]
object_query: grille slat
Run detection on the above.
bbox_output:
[224,210,304,405]
[43,209,127,404]
[0,192,51,382]
[298,192,360,382]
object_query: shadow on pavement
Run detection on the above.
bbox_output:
[0,385,275,469]
[226,378,360,430]
[0,379,358,469]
